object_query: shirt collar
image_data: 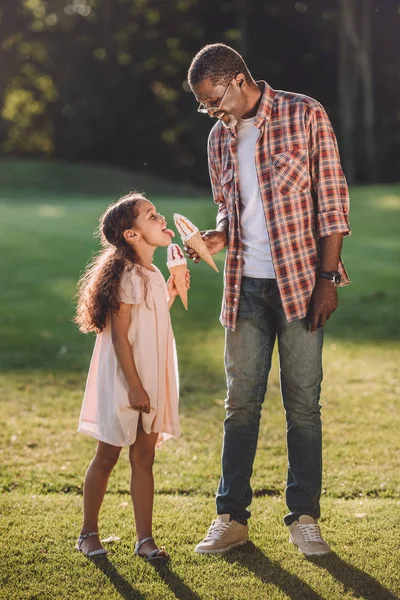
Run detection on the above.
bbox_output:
[223,80,275,138]
[253,81,275,129]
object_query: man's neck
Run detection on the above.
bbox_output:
[241,82,262,119]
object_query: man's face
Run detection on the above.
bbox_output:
[192,76,246,129]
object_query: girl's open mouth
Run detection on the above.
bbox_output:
[162,226,175,237]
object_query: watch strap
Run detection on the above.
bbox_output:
[318,271,340,285]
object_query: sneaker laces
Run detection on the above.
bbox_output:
[204,519,231,541]
[298,523,324,543]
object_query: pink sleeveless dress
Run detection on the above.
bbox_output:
[78,265,180,448]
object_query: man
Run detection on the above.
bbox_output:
[186,43,350,556]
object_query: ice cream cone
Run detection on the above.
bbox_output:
[169,264,188,310]
[167,243,189,310]
[186,231,219,273]
[173,214,219,273]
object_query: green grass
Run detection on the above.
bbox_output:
[0,158,203,199]
[0,160,399,599]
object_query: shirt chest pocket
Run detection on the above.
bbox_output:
[272,148,310,196]
[221,169,235,217]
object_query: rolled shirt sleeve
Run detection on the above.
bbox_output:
[308,104,351,239]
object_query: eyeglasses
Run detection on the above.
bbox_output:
[197,78,234,116]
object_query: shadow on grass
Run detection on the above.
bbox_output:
[222,542,324,600]
[309,553,399,600]
[150,562,204,600]
[89,555,146,600]
[89,555,202,600]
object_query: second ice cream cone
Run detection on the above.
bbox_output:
[169,264,188,310]
[187,231,219,273]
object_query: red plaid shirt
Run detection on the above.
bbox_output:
[208,81,351,330]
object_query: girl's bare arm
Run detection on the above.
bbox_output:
[111,303,150,412]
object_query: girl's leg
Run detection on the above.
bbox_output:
[129,419,167,558]
[79,440,122,555]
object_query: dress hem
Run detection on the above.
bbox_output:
[77,425,180,448]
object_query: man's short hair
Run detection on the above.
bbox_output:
[188,43,252,88]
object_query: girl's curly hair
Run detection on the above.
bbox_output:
[75,192,148,334]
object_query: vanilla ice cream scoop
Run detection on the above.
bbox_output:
[167,243,187,268]
[173,214,199,242]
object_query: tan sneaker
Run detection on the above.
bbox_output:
[289,515,332,556]
[195,514,249,554]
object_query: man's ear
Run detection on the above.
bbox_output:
[123,228,139,242]
[236,73,245,88]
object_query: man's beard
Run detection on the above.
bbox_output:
[219,113,238,130]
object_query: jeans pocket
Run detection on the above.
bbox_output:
[238,278,263,319]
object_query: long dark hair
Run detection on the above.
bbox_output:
[75,192,148,334]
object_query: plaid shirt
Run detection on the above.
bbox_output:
[208,81,351,330]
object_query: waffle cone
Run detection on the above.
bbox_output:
[187,231,219,272]
[169,264,188,310]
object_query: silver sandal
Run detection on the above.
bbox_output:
[76,532,108,558]
[134,536,169,563]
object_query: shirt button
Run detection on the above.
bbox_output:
[289,159,294,164]
[233,308,237,312]
[234,298,238,303]
[236,254,241,259]
[234,284,238,289]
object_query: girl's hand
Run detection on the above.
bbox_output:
[167,270,191,299]
[128,387,151,413]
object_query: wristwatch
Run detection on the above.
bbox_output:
[318,271,341,286]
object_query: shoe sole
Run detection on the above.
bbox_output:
[289,537,331,556]
[195,539,249,554]
[75,546,108,558]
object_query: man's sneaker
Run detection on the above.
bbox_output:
[288,515,332,556]
[195,514,249,554]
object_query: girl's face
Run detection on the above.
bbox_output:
[129,199,174,247]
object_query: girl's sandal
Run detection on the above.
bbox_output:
[134,536,169,564]
[76,532,108,558]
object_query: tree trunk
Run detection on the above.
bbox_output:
[339,0,356,184]
[236,0,248,58]
[339,0,377,183]
[359,0,377,182]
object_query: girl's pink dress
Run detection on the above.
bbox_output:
[78,265,180,448]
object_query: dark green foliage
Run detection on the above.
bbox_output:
[0,0,399,185]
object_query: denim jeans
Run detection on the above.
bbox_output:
[216,277,323,526]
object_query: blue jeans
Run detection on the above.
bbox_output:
[216,277,323,526]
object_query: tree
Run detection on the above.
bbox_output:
[339,0,377,183]
[1,0,398,185]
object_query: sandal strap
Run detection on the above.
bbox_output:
[77,531,99,550]
[134,536,154,554]
[147,548,164,561]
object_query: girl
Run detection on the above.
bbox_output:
[74,192,189,563]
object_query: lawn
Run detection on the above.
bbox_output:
[0,160,399,600]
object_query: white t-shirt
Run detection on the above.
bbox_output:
[237,117,275,279]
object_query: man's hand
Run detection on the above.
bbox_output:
[307,278,338,332]
[184,229,227,263]
[128,387,151,413]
